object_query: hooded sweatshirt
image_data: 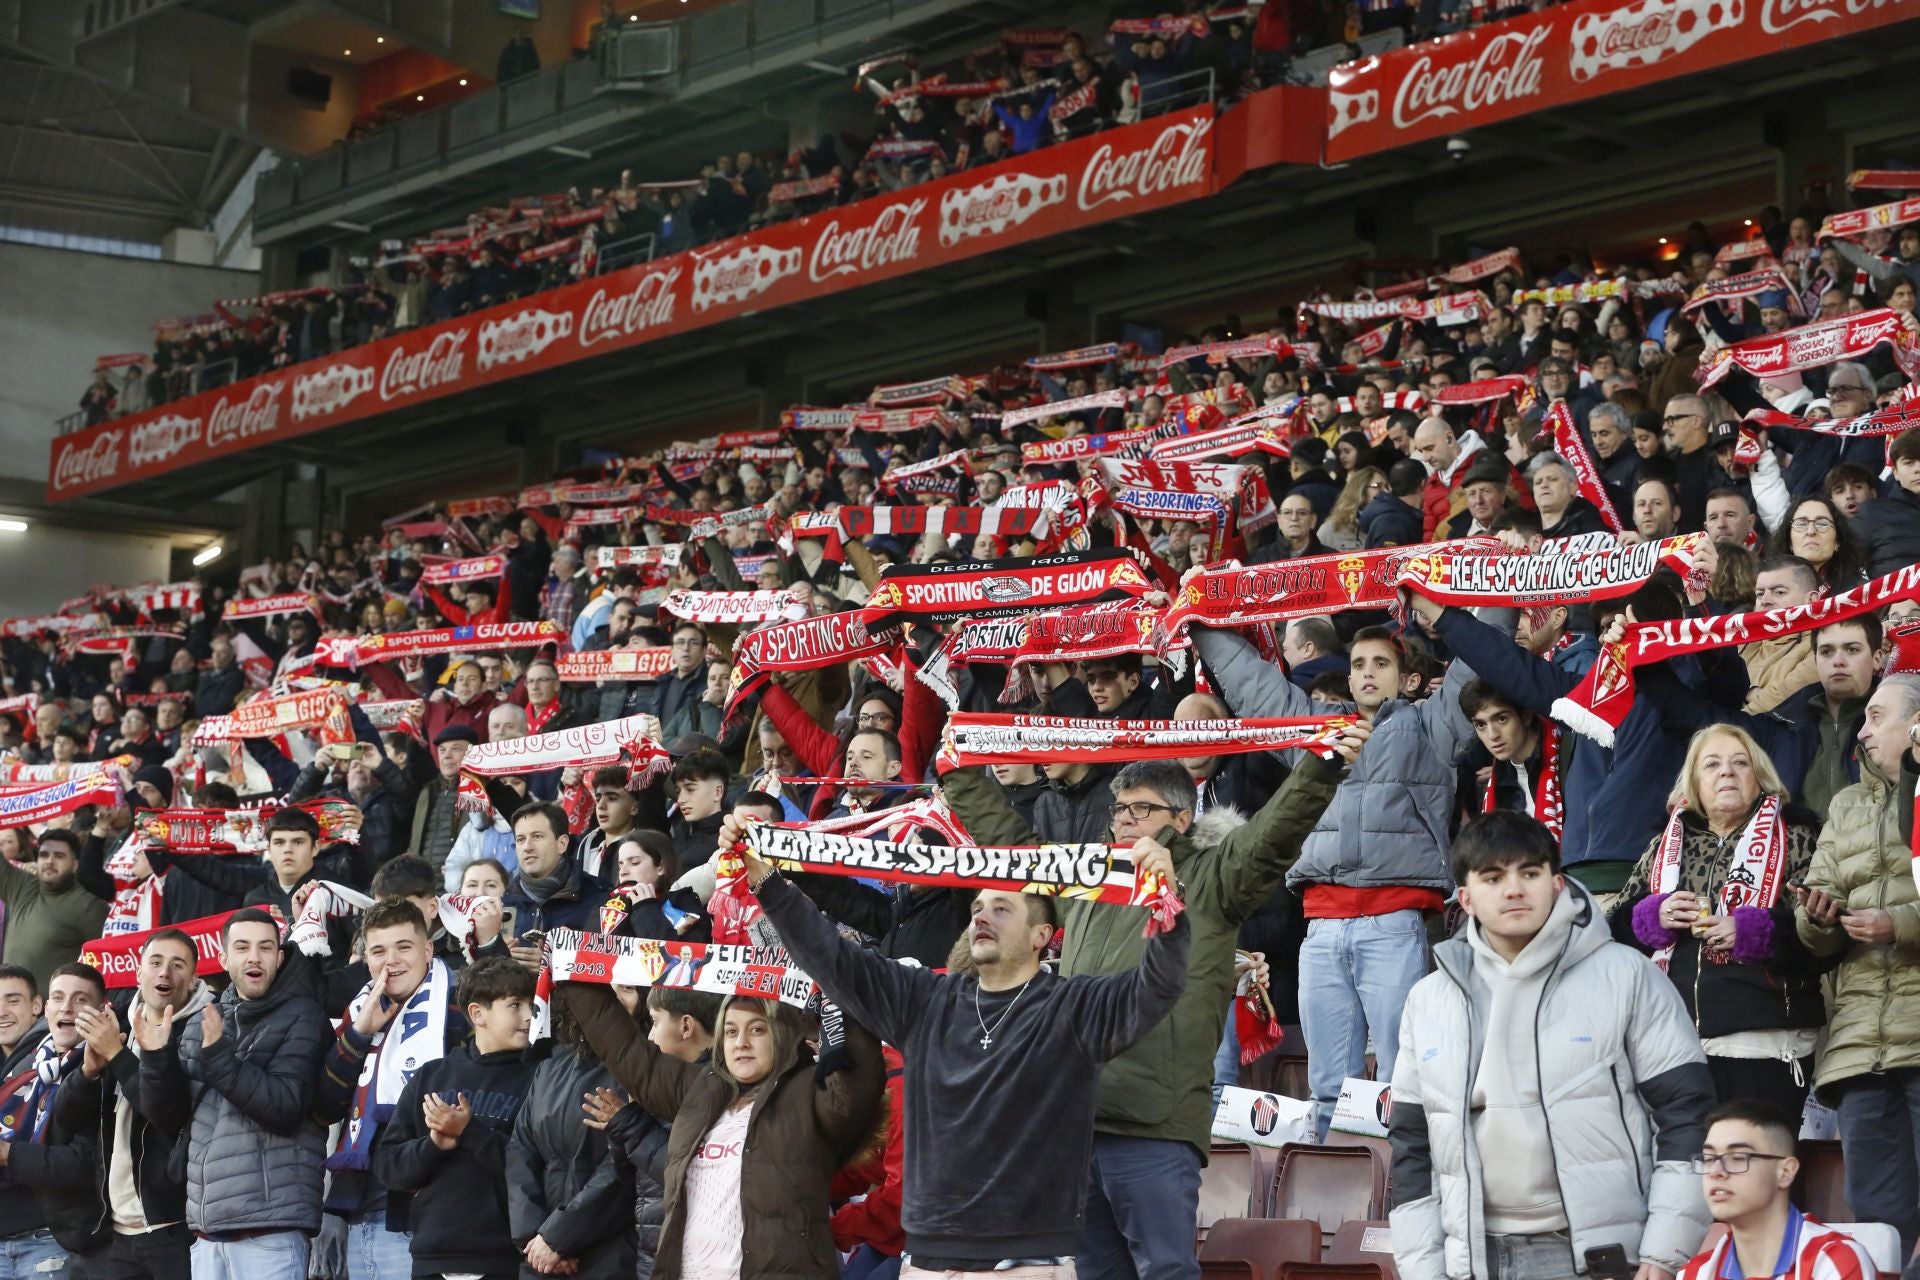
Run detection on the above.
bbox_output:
[1466,887,1582,1235]
[110,981,216,1233]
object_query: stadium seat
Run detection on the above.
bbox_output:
[1200,1217,1322,1280]
[1324,1130,1394,1195]
[1328,1220,1398,1280]
[1823,1223,1902,1276]
[1792,1140,1852,1221]
[1276,1262,1391,1280]
[1270,1144,1389,1238]
[1243,1026,1310,1099]
[1201,1143,1258,1230]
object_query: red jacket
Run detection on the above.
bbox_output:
[830,1047,905,1256]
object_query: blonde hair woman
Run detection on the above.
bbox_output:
[1318,467,1387,552]
[1610,724,1828,1114]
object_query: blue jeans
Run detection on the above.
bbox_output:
[188,1232,308,1280]
[0,1231,68,1280]
[1485,1231,1576,1280]
[1211,1015,1241,1111]
[345,1211,413,1280]
[1297,909,1430,1140]
[1078,1134,1202,1280]
[1837,1068,1920,1258]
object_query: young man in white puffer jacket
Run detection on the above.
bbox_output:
[1390,809,1714,1280]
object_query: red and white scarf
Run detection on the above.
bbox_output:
[102,839,161,936]
[80,910,230,987]
[1163,541,1488,639]
[1650,794,1786,968]
[1395,534,1708,610]
[659,587,807,626]
[1002,389,1130,430]
[136,799,364,854]
[336,621,563,667]
[1680,268,1803,317]
[1556,564,1920,745]
[1019,428,1154,464]
[556,647,675,682]
[1025,342,1129,370]
[222,593,322,622]
[0,772,123,825]
[1487,723,1563,840]
[739,821,1184,934]
[940,713,1353,770]
[1698,308,1920,390]
[1819,195,1920,242]
[461,712,672,783]
[542,927,815,1008]
[859,547,1154,628]
[1544,404,1625,534]
[727,612,902,711]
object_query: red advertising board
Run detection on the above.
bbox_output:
[1326,0,1920,162]
[49,107,1217,503]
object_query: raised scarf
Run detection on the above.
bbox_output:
[329,621,563,668]
[915,616,1035,709]
[222,593,322,622]
[1019,427,1152,464]
[1680,268,1803,317]
[727,612,903,711]
[1486,723,1563,840]
[1162,541,1484,639]
[1147,415,1289,463]
[190,686,351,746]
[1544,404,1626,534]
[289,880,373,957]
[136,799,363,853]
[541,927,816,1009]
[939,713,1354,770]
[1394,534,1707,609]
[79,909,233,987]
[556,647,675,682]
[860,547,1154,629]
[1436,375,1531,405]
[1697,308,1920,389]
[1001,388,1129,430]
[1159,334,1293,368]
[1025,342,1128,370]
[1011,600,1187,671]
[1820,195,1920,241]
[0,772,124,825]
[103,837,160,936]
[1744,396,1920,441]
[0,755,130,786]
[1554,564,1920,745]
[328,958,453,1171]
[461,713,672,786]
[1650,794,1786,968]
[739,821,1185,935]
[660,587,807,626]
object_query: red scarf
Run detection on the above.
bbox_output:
[939,713,1354,770]
[1396,534,1708,610]
[1485,723,1563,840]
[859,547,1153,629]
[1651,795,1786,968]
[1544,404,1625,535]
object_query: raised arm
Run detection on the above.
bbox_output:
[1061,910,1191,1063]
[1190,624,1316,718]
[555,982,699,1125]
[754,871,936,1047]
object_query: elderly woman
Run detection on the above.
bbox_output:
[1610,724,1828,1114]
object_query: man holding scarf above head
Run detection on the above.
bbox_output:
[1190,593,1482,1144]
[943,718,1367,1280]
[313,898,470,1280]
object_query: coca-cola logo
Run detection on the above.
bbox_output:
[53,430,123,493]
[808,199,926,284]
[578,268,682,348]
[1759,0,1868,32]
[205,382,284,451]
[477,308,575,371]
[939,173,1068,246]
[691,245,801,313]
[1595,10,1674,56]
[1077,119,1212,211]
[290,363,374,422]
[1392,26,1549,129]
[380,330,468,401]
[127,413,201,468]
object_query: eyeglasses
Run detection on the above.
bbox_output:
[1689,1152,1789,1175]
[1829,383,1868,395]
[1790,517,1836,533]
[1662,413,1699,426]
[856,711,895,726]
[1108,801,1177,821]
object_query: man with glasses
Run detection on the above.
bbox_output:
[1676,1101,1874,1280]
[1851,427,1920,577]
[1252,494,1328,563]
[651,621,709,732]
[946,723,1363,1280]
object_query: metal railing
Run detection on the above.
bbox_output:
[595,231,659,276]
[1140,66,1218,119]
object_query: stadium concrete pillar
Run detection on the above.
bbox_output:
[1769,109,1850,218]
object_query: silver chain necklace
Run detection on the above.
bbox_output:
[973,974,1034,1049]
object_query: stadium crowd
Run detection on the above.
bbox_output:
[13,179,1920,1280]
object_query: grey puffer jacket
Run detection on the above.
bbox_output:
[1388,881,1713,1280]
[1192,624,1470,893]
[139,969,332,1236]
[506,1043,636,1280]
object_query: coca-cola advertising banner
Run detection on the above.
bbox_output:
[50,107,1216,503]
[1325,0,1918,162]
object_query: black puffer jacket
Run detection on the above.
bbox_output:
[603,1088,675,1279]
[507,1043,636,1280]
[1853,486,1920,579]
[1032,764,1117,846]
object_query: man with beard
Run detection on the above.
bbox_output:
[139,909,331,1280]
[63,929,216,1280]
[0,829,108,990]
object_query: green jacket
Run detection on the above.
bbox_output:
[0,858,109,990]
[944,755,1340,1154]
[1796,752,1920,1099]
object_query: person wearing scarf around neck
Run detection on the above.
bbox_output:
[313,899,472,1280]
[1610,725,1827,1118]
[61,928,215,1280]
[501,804,611,967]
[1454,681,1566,839]
[0,963,112,1273]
